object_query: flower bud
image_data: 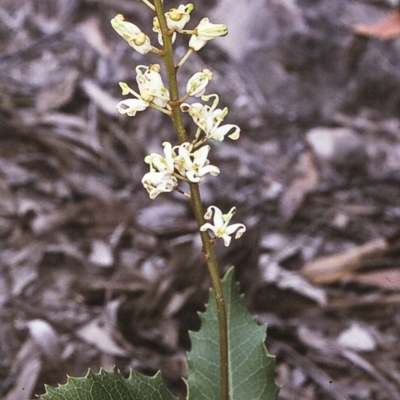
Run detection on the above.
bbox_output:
[111,14,152,54]
[166,4,193,31]
[189,18,228,51]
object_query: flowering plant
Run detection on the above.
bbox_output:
[39,1,279,399]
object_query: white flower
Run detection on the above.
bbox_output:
[142,171,178,199]
[200,206,246,247]
[173,143,220,183]
[189,18,228,51]
[166,4,193,31]
[111,14,152,54]
[181,95,240,141]
[186,69,213,97]
[141,141,220,198]
[136,64,170,108]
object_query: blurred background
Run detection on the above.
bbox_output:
[1,0,400,399]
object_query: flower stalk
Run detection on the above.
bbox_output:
[111,3,241,398]
[190,183,229,400]
[153,2,229,398]
[154,0,188,144]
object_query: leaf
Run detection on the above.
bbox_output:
[353,11,400,40]
[185,267,280,400]
[279,149,319,221]
[39,369,178,400]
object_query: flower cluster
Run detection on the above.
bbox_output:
[181,94,240,142]
[116,64,170,116]
[142,142,219,199]
[111,3,245,247]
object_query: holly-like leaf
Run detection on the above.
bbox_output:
[185,267,280,400]
[39,369,178,400]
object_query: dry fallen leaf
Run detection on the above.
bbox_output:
[78,17,111,58]
[77,317,130,357]
[351,268,400,291]
[353,11,400,40]
[36,68,80,114]
[3,339,42,400]
[279,148,320,221]
[302,237,390,284]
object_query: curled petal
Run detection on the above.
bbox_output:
[185,171,203,183]
[116,98,149,116]
[226,223,246,238]
[197,164,220,178]
[200,222,218,235]
[210,124,241,141]
[204,205,223,223]
[220,233,232,247]
[186,165,220,183]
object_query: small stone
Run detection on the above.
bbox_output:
[306,127,368,173]
[337,323,376,352]
[89,240,113,268]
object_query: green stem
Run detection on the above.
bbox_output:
[190,183,229,400]
[153,0,187,144]
[153,1,229,399]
